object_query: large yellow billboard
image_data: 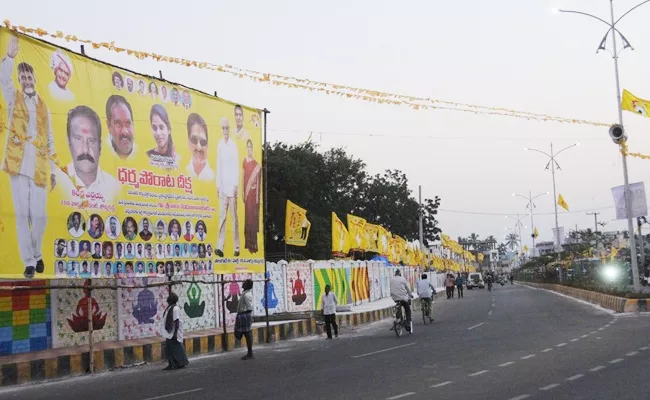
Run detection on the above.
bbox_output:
[0,28,264,279]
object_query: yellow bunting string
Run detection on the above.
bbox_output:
[3,20,610,127]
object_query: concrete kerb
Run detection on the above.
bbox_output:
[0,295,421,387]
[519,282,650,314]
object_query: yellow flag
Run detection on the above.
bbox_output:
[332,213,350,257]
[523,245,529,253]
[622,89,650,117]
[285,200,310,246]
[533,227,539,238]
[610,247,619,261]
[347,214,367,251]
[557,194,569,211]
[364,223,380,253]
[376,226,391,256]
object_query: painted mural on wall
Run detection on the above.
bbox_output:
[175,275,218,332]
[313,261,349,310]
[51,279,118,348]
[218,273,252,327]
[351,265,370,304]
[0,280,51,356]
[253,261,286,317]
[285,262,313,312]
[117,277,168,340]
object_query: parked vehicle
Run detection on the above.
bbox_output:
[467,272,485,289]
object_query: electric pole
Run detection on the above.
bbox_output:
[587,212,600,232]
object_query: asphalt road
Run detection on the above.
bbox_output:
[3,283,650,400]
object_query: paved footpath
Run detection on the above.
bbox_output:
[2,284,650,400]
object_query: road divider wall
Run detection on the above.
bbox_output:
[521,282,649,313]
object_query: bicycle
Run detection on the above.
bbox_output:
[390,301,412,338]
[421,298,433,325]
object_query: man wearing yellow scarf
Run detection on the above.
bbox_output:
[1,34,57,278]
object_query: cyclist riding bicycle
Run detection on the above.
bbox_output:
[486,274,494,291]
[416,274,437,322]
[390,269,413,332]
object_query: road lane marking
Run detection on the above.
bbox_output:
[508,395,530,400]
[540,384,560,391]
[590,366,606,372]
[488,310,493,315]
[521,354,536,360]
[598,328,604,331]
[581,334,588,338]
[142,389,204,400]
[352,342,416,358]
[468,370,489,376]
[566,374,584,381]
[468,322,485,330]
[430,381,452,388]
[590,331,597,334]
[386,392,415,400]
[499,361,515,367]
[597,337,602,340]
[570,338,579,342]
[609,358,624,364]
[626,351,639,356]
[640,347,649,351]
[541,348,553,353]
[556,343,567,347]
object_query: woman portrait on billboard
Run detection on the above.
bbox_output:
[242,139,261,253]
[147,104,178,169]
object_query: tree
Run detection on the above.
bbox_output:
[421,196,442,246]
[497,243,508,256]
[505,233,519,250]
[265,142,440,260]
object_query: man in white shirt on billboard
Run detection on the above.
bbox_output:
[48,49,75,101]
[216,117,240,258]
[56,106,121,203]
[1,35,57,278]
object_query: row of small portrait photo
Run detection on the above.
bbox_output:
[54,259,214,278]
[111,71,193,109]
[54,239,213,260]
[66,212,208,242]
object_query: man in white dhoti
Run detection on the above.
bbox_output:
[1,35,57,278]
[48,49,75,101]
[216,117,240,257]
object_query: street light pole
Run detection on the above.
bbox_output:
[555,0,649,292]
[513,191,548,258]
[525,142,578,257]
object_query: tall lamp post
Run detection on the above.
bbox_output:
[513,191,549,257]
[525,143,579,254]
[506,214,526,255]
[554,0,650,291]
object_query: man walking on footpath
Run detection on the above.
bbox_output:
[446,274,455,299]
[321,284,338,339]
[455,273,465,298]
[235,279,254,360]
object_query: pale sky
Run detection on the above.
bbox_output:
[4,0,650,250]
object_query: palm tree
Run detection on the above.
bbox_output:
[469,233,480,249]
[505,233,519,250]
[497,243,507,255]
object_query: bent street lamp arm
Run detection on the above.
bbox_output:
[554,143,579,158]
[525,147,552,159]
[556,8,633,50]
